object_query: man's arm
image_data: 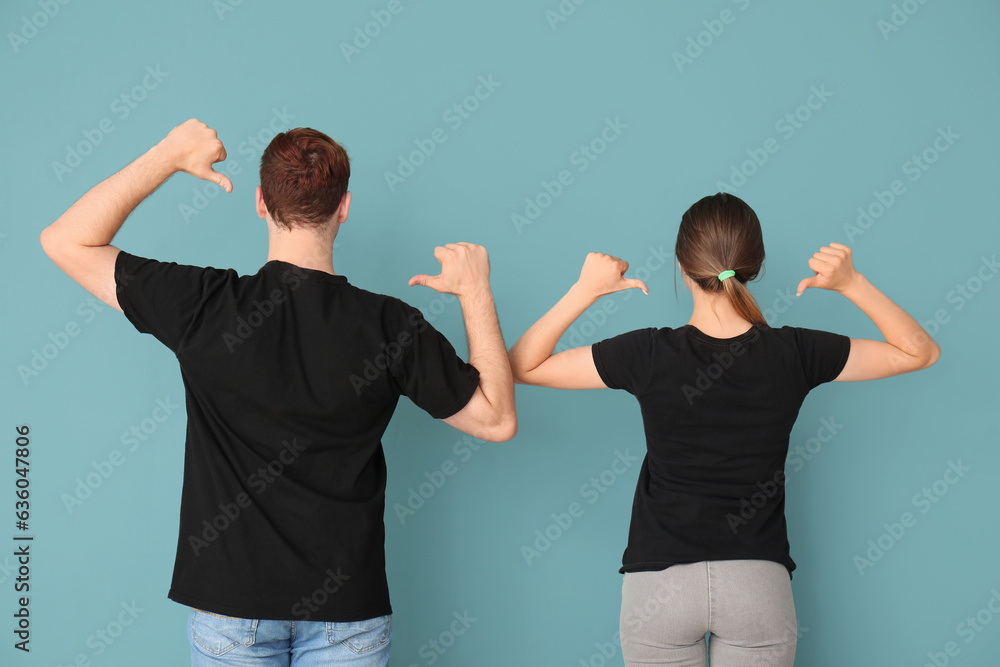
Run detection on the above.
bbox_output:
[40,119,232,310]
[409,243,517,442]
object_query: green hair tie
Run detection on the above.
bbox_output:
[718,270,736,282]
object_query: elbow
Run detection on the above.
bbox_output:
[507,351,535,386]
[510,364,537,387]
[39,226,58,260]
[920,342,941,369]
[40,225,70,264]
[482,412,518,443]
[902,342,940,374]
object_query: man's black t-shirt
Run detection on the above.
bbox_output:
[114,251,480,622]
[591,323,850,577]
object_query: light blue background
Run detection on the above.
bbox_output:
[2,0,998,665]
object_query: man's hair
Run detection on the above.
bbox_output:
[259,128,350,229]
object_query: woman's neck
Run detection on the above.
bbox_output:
[686,291,753,338]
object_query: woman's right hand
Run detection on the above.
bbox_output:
[796,242,861,296]
[574,252,649,299]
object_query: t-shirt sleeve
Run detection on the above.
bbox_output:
[591,328,657,395]
[115,251,230,352]
[388,305,481,419]
[791,327,851,389]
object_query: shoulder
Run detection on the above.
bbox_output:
[116,250,238,291]
[117,250,235,276]
[769,324,847,344]
[343,286,429,330]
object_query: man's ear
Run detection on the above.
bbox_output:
[336,191,351,224]
[255,186,268,220]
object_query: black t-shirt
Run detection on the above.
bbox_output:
[114,251,480,622]
[591,323,849,577]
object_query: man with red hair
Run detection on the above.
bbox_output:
[41,118,516,665]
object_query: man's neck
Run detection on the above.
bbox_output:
[266,227,336,275]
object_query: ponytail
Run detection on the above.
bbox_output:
[720,274,767,326]
[674,192,768,325]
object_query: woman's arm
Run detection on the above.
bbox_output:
[796,243,940,381]
[508,253,647,389]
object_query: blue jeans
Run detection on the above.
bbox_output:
[188,609,391,666]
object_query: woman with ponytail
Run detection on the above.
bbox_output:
[508,192,939,666]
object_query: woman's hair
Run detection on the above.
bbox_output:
[674,192,767,326]
[259,128,350,229]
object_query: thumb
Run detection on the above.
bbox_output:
[213,170,233,193]
[195,166,232,193]
[796,275,818,296]
[408,273,442,291]
[622,278,649,295]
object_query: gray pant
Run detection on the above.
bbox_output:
[620,560,797,666]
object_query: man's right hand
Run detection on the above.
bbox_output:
[157,118,233,193]
[408,242,491,298]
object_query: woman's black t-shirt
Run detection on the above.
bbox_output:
[114,251,480,622]
[591,323,850,577]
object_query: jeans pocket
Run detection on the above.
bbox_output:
[190,609,258,656]
[327,615,392,654]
